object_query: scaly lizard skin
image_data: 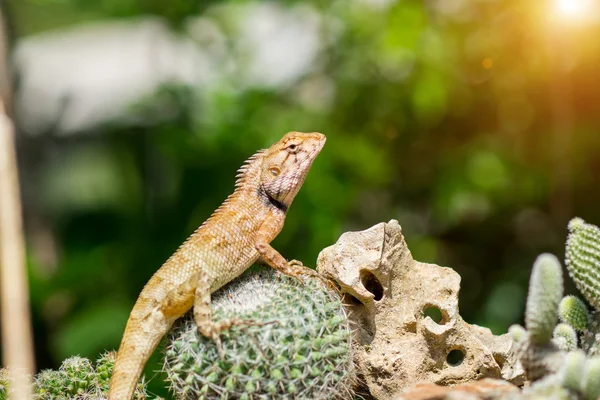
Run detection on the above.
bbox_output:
[108,132,326,400]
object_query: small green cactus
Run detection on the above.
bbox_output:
[559,295,589,332]
[33,352,148,400]
[34,356,98,398]
[509,324,528,343]
[553,324,578,352]
[0,368,12,400]
[526,254,564,345]
[565,217,600,310]
[163,267,354,400]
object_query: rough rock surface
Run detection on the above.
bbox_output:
[394,378,519,400]
[316,220,525,400]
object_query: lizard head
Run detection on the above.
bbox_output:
[260,131,326,210]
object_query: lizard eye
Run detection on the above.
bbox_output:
[286,143,299,153]
[269,167,281,176]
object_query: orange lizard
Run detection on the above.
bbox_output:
[108,132,326,399]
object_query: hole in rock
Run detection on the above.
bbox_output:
[423,305,444,324]
[360,270,383,301]
[493,354,506,370]
[447,349,465,367]
[343,293,363,306]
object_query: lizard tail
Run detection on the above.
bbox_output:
[108,310,172,400]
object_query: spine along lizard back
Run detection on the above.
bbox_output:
[108,132,326,399]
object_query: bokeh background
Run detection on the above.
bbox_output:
[4,0,600,396]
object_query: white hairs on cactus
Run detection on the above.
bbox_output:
[163,267,354,400]
[560,350,586,393]
[553,324,578,352]
[526,254,564,345]
[509,324,528,343]
[559,295,589,332]
[583,356,600,400]
[565,217,600,310]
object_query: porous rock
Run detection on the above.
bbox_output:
[317,220,524,400]
[394,378,519,400]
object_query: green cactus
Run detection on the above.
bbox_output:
[553,324,578,352]
[35,357,96,398]
[509,324,528,343]
[559,295,589,332]
[0,369,12,400]
[519,374,576,400]
[507,219,600,397]
[560,350,585,392]
[518,341,564,382]
[34,352,148,400]
[565,217,600,311]
[163,267,354,400]
[94,351,115,393]
[582,356,600,400]
[526,254,564,345]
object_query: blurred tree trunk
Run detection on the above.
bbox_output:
[0,2,35,399]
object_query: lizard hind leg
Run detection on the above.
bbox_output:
[193,271,257,339]
[193,270,275,353]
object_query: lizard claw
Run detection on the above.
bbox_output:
[198,318,278,358]
[289,259,304,268]
[284,261,332,288]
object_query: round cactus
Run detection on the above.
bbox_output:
[559,295,589,332]
[565,217,600,310]
[582,356,600,400]
[163,267,354,400]
[35,356,97,398]
[526,254,564,345]
[553,324,578,352]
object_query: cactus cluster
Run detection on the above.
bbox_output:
[0,352,150,400]
[163,267,354,400]
[508,217,600,400]
[513,351,600,400]
[33,352,149,400]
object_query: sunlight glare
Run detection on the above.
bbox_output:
[554,0,592,19]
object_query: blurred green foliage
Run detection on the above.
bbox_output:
[6,0,600,397]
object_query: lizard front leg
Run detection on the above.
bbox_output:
[255,214,317,281]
